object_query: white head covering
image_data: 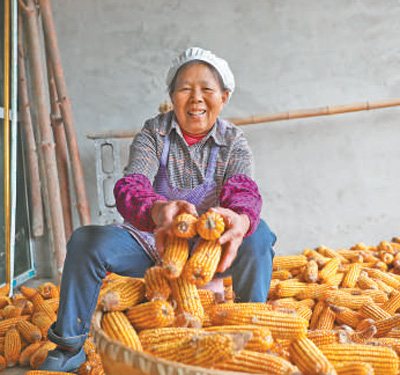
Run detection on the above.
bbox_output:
[166,47,235,101]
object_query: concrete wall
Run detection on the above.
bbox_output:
[44,0,400,260]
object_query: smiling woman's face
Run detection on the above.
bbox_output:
[170,63,229,135]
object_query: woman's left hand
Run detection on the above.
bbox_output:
[210,207,250,273]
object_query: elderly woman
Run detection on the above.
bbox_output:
[39,47,276,372]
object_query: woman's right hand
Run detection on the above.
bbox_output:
[151,200,197,256]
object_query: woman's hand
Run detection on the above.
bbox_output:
[210,207,250,273]
[151,200,197,256]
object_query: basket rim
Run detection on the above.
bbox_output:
[90,310,254,375]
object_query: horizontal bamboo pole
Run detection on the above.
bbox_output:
[86,97,400,140]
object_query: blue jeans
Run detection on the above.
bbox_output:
[53,219,276,339]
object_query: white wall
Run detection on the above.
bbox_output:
[47,0,400,257]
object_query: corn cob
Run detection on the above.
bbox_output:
[101,311,142,351]
[307,330,344,347]
[197,288,218,313]
[274,280,308,298]
[372,314,400,337]
[320,343,399,375]
[25,372,74,375]
[325,272,345,287]
[273,255,308,271]
[4,326,22,367]
[271,270,292,280]
[334,362,374,375]
[214,349,299,375]
[329,304,363,329]
[172,213,197,238]
[19,287,57,321]
[126,300,175,330]
[349,325,377,344]
[296,283,336,300]
[303,248,330,266]
[296,305,313,321]
[37,282,60,299]
[2,305,22,319]
[18,342,45,367]
[321,290,373,310]
[289,336,337,375]
[16,320,42,343]
[319,257,341,282]
[169,275,204,327]
[196,211,225,240]
[356,289,388,304]
[364,268,400,288]
[162,235,189,279]
[341,263,361,288]
[373,278,394,294]
[144,266,170,301]
[0,336,4,353]
[30,341,57,369]
[0,317,23,336]
[369,337,400,356]
[309,301,326,331]
[183,239,222,287]
[31,312,53,338]
[0,354,6,371]
[303,260,319,283]
[381,289,400,315]
[138,327,200,350]
[0,296,10,309]
[378,241,394,253]
[100,277,145,311]
[204,324,273,352]
[317,246,349,264]
[379,251,394,264]
[360,301,392,321]
[315,305,336,331]
[211,306,308,340]
[357,273,379,290]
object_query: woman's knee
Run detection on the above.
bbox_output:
[241,219,276,260]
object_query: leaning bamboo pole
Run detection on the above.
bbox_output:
[45,54,73,241]
[39,0,91,226]
[17,14,44,238]
[85,97,400,140]
[21,0,66,279]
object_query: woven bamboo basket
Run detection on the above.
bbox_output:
[91,310,253,375]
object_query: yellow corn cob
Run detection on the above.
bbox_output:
[4,326,22,367]
[211,306,308,340]
[0,317,23,336]
[18,342,45,367]
[0,336,4,353]
[307,330,344,347]
[349,325,377,344]
[37,282,60,299]
[2,305,22,319]
[29,341,57,369]
[183,239,222,287]
[296,283,336,300]
[100,277,145,311]
[357,273,379,290]
[373,314,400,337]
[303,248,330,266]
[176,332,235,368]
[303,260,319,283]
[101,311,142,351]
[317,245,349,264]
[268,279,280,299]
[271,270,292,280]
[290,336,337,375]
[379,251,394,264]
[196,211,225,240]
[321,290,373,310]
[319,257,341,282]
[16,320,42,343]
[340,288,388,304]
[0,354,6,372]
[360,301,392,321]
[315,305,336,331]
[172,213,198,238]
[138,327,200,350]
[356,318,375,332]
[334,361,374,375]
[46,297,60,313]
[0,296,10,309]
[20,286,57,321]
[296,305,313,322]
[268,339,292,361]
[197,288,217,312]
[144,266,170,301]
[204,325,273,352]
[369,337,400,356]
[320,343,399,375]
[26,371,74,375]
[97,275,130,308]
[341,263,361,288]
[378,241,394,253]
[381,289,400,315]
[269,297,305,310]
[214,349,299,375]
[309,300,326,331]
[169,275,204,327]
[373,278,394,294]
[274,280,309,298]
[364,268,400,288]
[126,300,175,330]
[325,272,345,287]
[162,235,189,279]
[31,312,53,338]
[273,255,308,271]
[329,305,363,329]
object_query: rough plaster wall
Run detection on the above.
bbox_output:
[46,0,400,259]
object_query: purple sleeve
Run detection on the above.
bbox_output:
[219,174,262,237]
[114,173,168,232]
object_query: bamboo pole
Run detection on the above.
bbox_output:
[4,0,11,291]
[21,0,66,279]
[85,97,400,140]
[227,98,400,126]
[17,13,44,238]
[39,0,91,226]
[46,54,73,241]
